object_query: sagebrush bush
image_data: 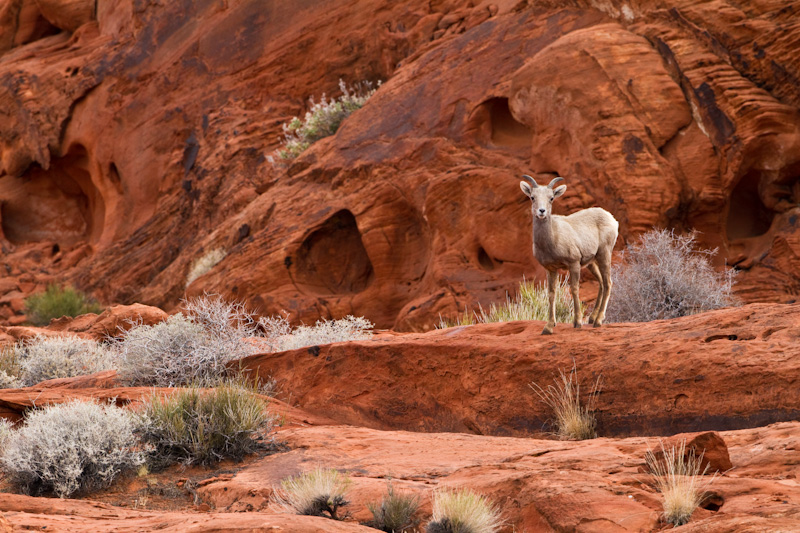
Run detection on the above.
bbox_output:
[272,467,352,519]
[427,488,502,533]
[0,369,22,389]
[24,284,102,326]
[113,295,269,387]
[367,482,421,532]
[272,79,379,160]
[606,229,738,323]
[646,439,716,526]
[186,248,226,287]
[137,380,274,467]
[0,400,143,498]
[14,335,113,386]
[529,362,601,440]
[438,276,577,328]
[273,315,373,351]
[0,418,14,448]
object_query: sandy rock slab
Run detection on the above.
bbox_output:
[241,303,800,438]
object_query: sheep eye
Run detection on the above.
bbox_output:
[549,197,554,202]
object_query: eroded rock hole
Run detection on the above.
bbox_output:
[295,210,374,294]
[486,97,531,149]
[726,170,774,240]
[702,493,724,512]
[477,246,495,271]
[0,145,101,246]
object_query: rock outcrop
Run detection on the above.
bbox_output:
[0,0,799,329]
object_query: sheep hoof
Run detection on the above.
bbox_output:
[593,321,603,328]
[574,322,582,329]
[541,326,554,335]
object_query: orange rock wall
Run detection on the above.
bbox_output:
[1,0,799,328]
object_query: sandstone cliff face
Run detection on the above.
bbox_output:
[0,0,799,328]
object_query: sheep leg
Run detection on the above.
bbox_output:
[594,252,613,327]
[586,262,604,324]
[569,263,582,328]
[542,270,557,335]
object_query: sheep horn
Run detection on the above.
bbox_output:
[548,176,564,188]
[522,174,539,188]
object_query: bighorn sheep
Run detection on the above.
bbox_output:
[519,174,619,335]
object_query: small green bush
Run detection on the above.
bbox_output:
[529,362,601,441]
[438,276,578,328]
[272,467,352,519]
[0,400,143,498]
[137,380,274,467]
[24,284,102,326]
[646,439,716,526]
[272,79,379,160]
[606,229,738,322]
[186,248,226,287]
[427,488,502,533]
[14,335,113,386]
[367,482,421,532]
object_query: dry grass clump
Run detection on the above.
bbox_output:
[645,439,716,526]
[272,467,352,519]
[113,295,269,386]
[186,248,226,287]
[136,380,275,467]
[0,418,14,448]
[606,229,738,323]
[24,284,102,326]
[0,369,22,389]
[438,276,578,328]
[529,362,601,440]
[366,482,421,532]
[273,315,373,351]
[427,487,502,533]
[0,400,143,498]
[272,79,379,160]
[14,335,113,386]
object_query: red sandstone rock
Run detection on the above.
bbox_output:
[0,0,798,328]
[646,431,734,475]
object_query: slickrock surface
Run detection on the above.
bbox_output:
[0,0,799,328]
[242,303,800,437]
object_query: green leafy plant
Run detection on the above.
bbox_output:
[529,362,601,440]
[645,439,717,526]
[272,467,352,519]
[606,229,738,322]
[427,487,502,533]
[137,380,274,467]
[272,79,379,160]
[24,284,102,326]
[438,276,578,328]
[0,400,143,498]
[367,481,421,532]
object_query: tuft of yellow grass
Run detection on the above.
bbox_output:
[428,487,502,533]
[645,439,717,526]
[529,362,601,440]
[271,467,352,520]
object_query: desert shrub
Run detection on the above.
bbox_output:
[0,418,14,448]
[606,229,738,323]
[437,276,578,328]
[529,362,601,440]
[24,284,102,326]
[186,248,226,287]
[645,439,716,526]
[0,369,22,389]
[0,400,143,498]
[14,335,113,386]
[272,467,352,519]
[137,380,274,467]
[272,79,379,160]
[274,315,373,351]
[113,295,269,387]
[427,487,502,533]
[367,482,421,532]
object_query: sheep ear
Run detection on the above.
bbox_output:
[553,184,567,198]
[520,181,534,197]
